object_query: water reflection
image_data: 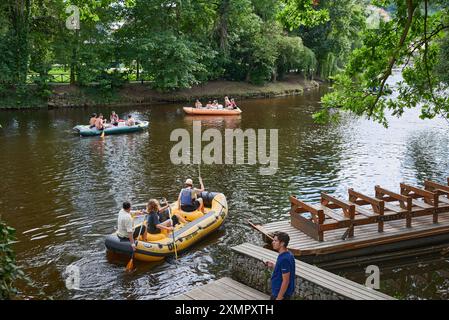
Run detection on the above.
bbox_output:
[183,115,242,129]
[333,251,449,300]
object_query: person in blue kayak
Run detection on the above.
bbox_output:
[177,178,205,213]
[265,232,296,300]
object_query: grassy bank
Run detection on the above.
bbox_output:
[1,75,319,110]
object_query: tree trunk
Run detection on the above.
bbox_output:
[70,29,79,85]
[272,70,277,82]
[217,0,230,54]
[9,0,31,86]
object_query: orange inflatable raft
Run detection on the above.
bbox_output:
[183,107,242,115]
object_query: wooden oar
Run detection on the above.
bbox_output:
[248,220,302,256]
[125,214,145,272]
[248,220,273,241]
[168,206,178,260]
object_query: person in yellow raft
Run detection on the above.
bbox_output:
[116,201,146,252]
[178,178,205,213]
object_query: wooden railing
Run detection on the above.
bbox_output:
[290,178,449,242]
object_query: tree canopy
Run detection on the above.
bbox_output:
[315,0,449,126]
[1,0,448,123]
[0,0,350,95]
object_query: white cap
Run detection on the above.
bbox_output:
[185,178,193,186]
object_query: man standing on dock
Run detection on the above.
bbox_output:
[265,232,296,300]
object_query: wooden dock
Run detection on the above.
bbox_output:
[249,179,449,265]
[170,277,270,300]
[258,208,449,264]
[232,243,394,300]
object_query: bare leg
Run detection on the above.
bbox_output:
[197,198,204,213]
[176,213,188,224]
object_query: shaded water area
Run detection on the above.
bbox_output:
[1,86,449,300]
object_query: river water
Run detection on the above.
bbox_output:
[1,86,449,300]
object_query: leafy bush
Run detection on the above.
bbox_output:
[0,219,32,299]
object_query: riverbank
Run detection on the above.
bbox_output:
[0,75,320,110]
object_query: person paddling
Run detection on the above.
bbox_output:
[143,198,188,241]
[224,96,232,108]
[194,99,203,109]
[95,113,105,131]
[110,111,119,126]
[178,178,205,213]
[116,201,146,251]
[230,98,238,109]
[143,199,174,240]
[126,114,135,126]
[89,113,97,128]
[205,101,213,109]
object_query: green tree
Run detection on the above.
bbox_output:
[275,35,317,81]
[298,0,366,79]
[316,0,449,126]
[277,0,330,29]
[0,219,31,299]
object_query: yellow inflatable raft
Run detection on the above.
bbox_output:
[105,192,228,262]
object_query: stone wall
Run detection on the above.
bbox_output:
[230,252,348,300]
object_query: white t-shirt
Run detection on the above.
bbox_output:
[117,209,133,238]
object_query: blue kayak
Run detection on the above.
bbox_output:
[73,121,149,137]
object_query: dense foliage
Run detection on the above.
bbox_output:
[0,0,353,96]
[2,0,448,122]
[316,0,449,126]
[0,219,30,299]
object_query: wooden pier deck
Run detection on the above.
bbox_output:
[232,243,394,300]
[259,210,449,264]
[170,277,270,300]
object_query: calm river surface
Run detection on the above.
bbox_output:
[1,86,449,300]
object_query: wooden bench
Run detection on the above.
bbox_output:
[348,188,385,232]
[290,181,446,242]
[400,183,438,223]
[290,195,353,242]
[424,180,449,212]
[375,186,413,227]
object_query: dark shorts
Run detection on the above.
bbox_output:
[181,200,200,212]
[117,228,145,241]
[133,225,146,238]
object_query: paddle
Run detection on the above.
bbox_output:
[125,213,145,272]
[167,206,178,260]
[100,129,105,139]
[248,220,274,241]
[198,164,206,213]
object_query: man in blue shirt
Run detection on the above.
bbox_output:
[265,232,296,300]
